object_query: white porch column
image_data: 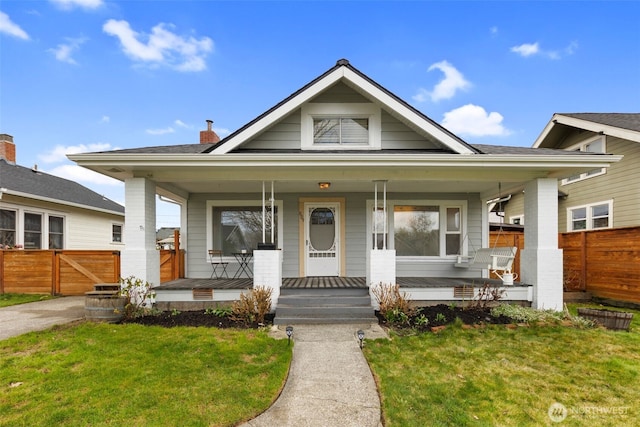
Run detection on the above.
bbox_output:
[367,249,396,309]
[521,178,563,310]
[122,177,160,287]
[253,250,282,309]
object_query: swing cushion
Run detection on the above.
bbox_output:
[454,246,517,271]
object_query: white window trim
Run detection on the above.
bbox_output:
[301,103,381,150]
[1,204,67,249]
[561,135,607,185]
[366,199,467,261]
[205,199,284,260]
[567,200,613,232]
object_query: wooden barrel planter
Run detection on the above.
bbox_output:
[577,308,634,331]
[85,291,126,323]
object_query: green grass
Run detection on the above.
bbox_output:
[0,293,53,308]
[0,323,292,427]
[365,303,640,426]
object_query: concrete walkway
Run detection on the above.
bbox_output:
[241,323,387,427]
[0,296,85,340]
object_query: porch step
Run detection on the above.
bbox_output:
[274,288,377,325]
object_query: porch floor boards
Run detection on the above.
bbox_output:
[155,276,528,290]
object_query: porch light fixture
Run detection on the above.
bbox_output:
[286,326,294,345]
[357,329,365,349]
[318,182,331,190]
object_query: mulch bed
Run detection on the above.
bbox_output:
[376,304,514,332]
[123,304,512,332]
[121,311,274,329]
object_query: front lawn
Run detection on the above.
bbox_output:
[0,322,291,427]
[365,303,640,426]
[0,293,53,308]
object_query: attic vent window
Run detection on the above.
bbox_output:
[313,118,369,144]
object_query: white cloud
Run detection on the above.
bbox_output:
[0,11,29,40]
[441,104,511,137]
[46,164,122,186]
[48,37,86,64]
[100,115,110,123]
[146,127,175,135]
[413,60,471,103]
[49,0,104,10]
[214,127,230,136]
[511,42,540,57]
[174,119,191,129]
[490,26,498,36]
[102,19,213,72]
[511,41,578,60]
[38,143,116,163]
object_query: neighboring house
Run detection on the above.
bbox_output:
[503,114,640,232]
[0,134,125,250]
[70,60,621,310]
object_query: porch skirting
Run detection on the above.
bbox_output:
[153,276,532,311]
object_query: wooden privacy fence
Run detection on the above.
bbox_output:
[560,227,640,304]
[0,250,120,295]
[0,249,184,296]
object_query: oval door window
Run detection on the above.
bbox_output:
[309,208,335,251]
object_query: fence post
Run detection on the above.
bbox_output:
[580,232,587,292]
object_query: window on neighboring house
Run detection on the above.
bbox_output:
[208,202,283,256]
[371,207,388,249]
[0,209,16,248]
[112,224,123,243]
[562,136,606,184]
[313,118,369,144]
[510,215,524,225]
[569,201,612,231]
[24,213,42,249]
[48,216,64,249]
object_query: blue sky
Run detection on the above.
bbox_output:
[1,0,639,228]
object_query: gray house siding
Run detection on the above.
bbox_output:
[187,191,483,279]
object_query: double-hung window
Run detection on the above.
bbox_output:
[568,201,612,231]
[24,213,42,249]
[48,216,64,249]
[112,224,123,243]
[0,209,16,248]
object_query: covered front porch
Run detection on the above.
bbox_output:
[153,276,533,311]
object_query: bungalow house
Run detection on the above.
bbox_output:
[69,60,621,316]
[502,113,640,232]
[0,134,125,250]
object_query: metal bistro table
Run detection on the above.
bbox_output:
[233,251,253,278]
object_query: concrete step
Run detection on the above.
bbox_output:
[274,316,377,325]
[275,287,376,325]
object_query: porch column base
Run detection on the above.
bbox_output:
[368,249,396,309]
[521,248,563,310]
[122,249,160,288]
[253,250,282,309]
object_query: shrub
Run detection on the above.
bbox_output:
[119,276,156,320]
[490,303,596,328]
[372,283,414,324]
[469,283,506,309]
[231,286,272,325]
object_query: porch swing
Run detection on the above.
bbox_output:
[453,183,518,279]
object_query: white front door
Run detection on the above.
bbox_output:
[305,202,340,276]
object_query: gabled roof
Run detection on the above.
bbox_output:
[209,59,478,155]
[534,113,640,148]
[0,159,124,216]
